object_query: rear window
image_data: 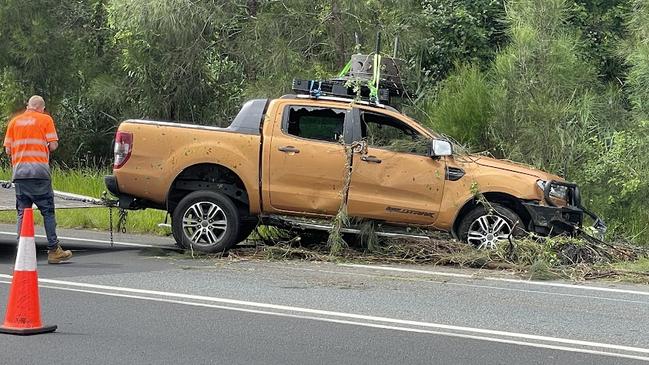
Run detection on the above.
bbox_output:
[284,106,346,143]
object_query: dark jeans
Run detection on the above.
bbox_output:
[16,189,58,250]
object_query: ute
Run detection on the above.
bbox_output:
[104,94,604,252]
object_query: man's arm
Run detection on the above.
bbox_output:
[48,141,58,152]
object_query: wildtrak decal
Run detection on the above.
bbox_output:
[386,206,435,218]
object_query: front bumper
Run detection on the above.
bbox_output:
[523,180,606,237]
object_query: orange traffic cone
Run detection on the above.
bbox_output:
[0,208,57,335]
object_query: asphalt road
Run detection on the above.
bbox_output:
[0,223,648,364]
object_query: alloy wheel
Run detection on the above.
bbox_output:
[182,201,228,247]
[467,214,512,249]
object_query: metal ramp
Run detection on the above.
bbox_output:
[0,181,104,211]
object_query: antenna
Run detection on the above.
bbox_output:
[393,36,399,58]
[354,32,361,54]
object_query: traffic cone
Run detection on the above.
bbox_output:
[0,208,57,335]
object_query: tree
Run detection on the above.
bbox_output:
[570,0,630,83]
[0,0,80,112]
[233,0,423,98]
[489,0,602,178]
[107,0,245,124]
[422,63,492,149]
[625,0,649,120]
[418,0,507,81]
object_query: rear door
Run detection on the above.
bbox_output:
[267,103,352,214]
[347,108,446,225]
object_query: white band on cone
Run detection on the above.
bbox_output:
[15,236,37,271]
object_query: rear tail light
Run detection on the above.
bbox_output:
[113,131,133,169]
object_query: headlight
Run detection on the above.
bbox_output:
[536,180,568,200]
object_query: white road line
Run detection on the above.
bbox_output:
[0,281,646,362]
[342,264,649,297]
[310,267,649,305]
[0,273,647,358]
[338,264,474,279]
[0,230,170,248]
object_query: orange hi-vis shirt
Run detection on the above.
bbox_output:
[3,110,59,180]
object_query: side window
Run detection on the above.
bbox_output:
[360,111,428,154]
[284,106,346,143]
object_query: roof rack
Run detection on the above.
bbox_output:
[292,32,409,108]
[292,94,398,113]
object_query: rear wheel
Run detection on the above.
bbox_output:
[171,191,240,253]
[457,203,525,249]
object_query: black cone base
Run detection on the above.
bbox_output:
[0,324,57,335]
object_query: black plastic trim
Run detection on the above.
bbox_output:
[104,175,120,196]
[445,167,465,181]
[522,202,584,235]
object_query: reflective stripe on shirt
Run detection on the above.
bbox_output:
[12,151,49,159]
[16,117,36,126]
[45,132,58,140]
[12,138,48,147]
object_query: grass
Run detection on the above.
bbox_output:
[0,167,168,235]
[611,258,649,273]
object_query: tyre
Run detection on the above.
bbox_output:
[171,191,241,253]
[457,203,525,249]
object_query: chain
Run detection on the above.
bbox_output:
[108,205,114,247]
[117,208,128,234]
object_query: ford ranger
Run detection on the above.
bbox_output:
[105,95,603,252]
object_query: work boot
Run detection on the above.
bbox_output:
[48,245,72,264]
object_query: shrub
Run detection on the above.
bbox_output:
[421,64,492,149]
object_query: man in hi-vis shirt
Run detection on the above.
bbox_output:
[3,95,72,264]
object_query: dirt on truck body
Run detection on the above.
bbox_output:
[105,95,604,252]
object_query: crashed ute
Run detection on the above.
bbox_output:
[105,96,604,252]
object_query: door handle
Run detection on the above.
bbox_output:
[278,146,300,153]
[361,155,382,164]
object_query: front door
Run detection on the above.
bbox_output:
[267,103,351,215]
[347,108,446,225]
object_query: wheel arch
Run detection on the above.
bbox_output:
[166,163,251,216]
[452,192,532,237]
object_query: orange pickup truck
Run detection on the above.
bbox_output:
[105,95,603,252]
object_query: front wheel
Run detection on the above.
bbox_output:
[457,203,525,249]
[172,191,241,253]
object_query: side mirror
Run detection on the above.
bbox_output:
[429,139,453,158]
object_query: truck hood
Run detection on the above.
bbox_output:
[471,156,560,181]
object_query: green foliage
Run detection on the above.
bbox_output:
[489,0,603,178]
[107,0,245,124]
[625,0,649,121]
[579,123,649,241]
[570,0,630,82]
[0,68,25,122]
[419,0,507,81]
[234,0,423,98]
[422,64,492,149]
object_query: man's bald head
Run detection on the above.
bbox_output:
[27,95,45,112]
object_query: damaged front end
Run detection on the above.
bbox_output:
[522,180,607,238]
